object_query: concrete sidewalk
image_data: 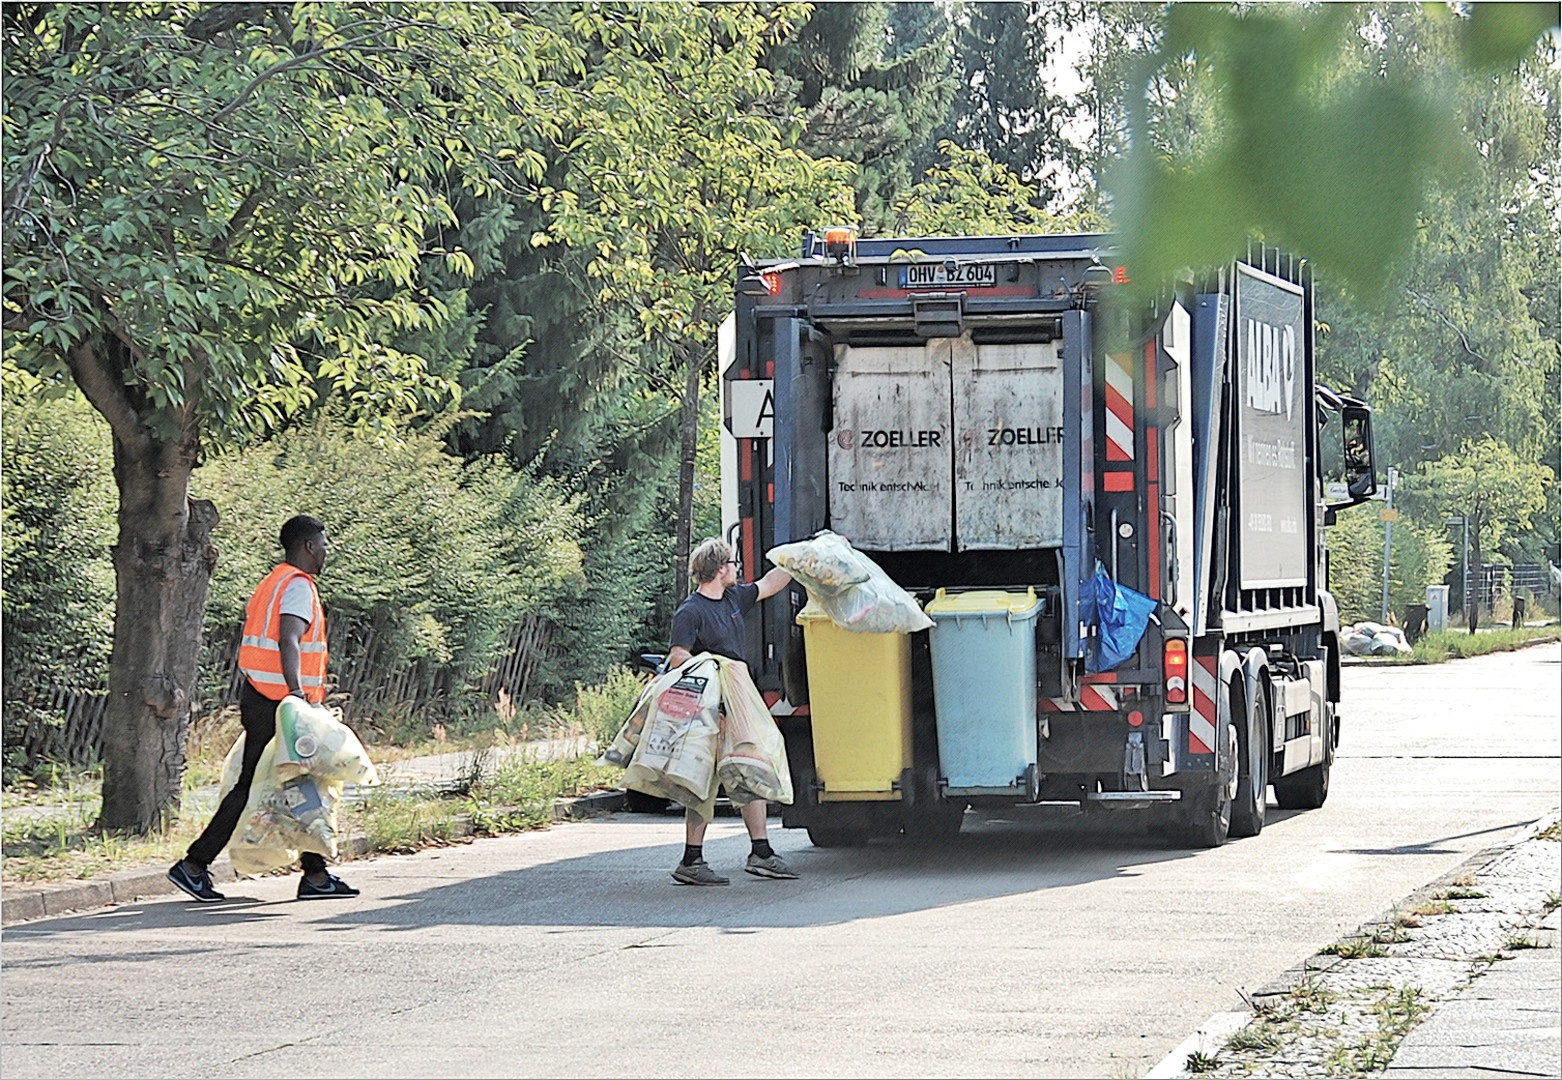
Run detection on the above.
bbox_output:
[1383,905,1561,1079]
[1148,809,1562,1079]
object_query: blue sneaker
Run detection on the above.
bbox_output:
[167,861,225,902]
[297,872,360,900]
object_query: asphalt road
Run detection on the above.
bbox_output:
[4,644,1558,1079]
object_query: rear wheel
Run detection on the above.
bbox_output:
[1178,717,1235,848]
[807,826,868,848]
[1274,703,1333,810]
[1230,677,1268,838]
[904,801,966,844]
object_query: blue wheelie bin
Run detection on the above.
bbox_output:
[925,588,1042,796]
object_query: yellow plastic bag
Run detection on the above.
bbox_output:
[622,655,722,820]
[219,700,378,876]
[715,659,792,806]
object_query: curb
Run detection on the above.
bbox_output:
[1143,808,1561,1078]
[0,789,626,927]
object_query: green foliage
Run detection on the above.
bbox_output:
[1107,3,1559,304]
[1327,504,1452,625]
[938,2,1084,205]
[192,418,586,718]
[1408,626,1560,664]
[763,3,956,232]
[572,666,649,751]
[1402,438,1553,557]
[890,141,1102,236]
[0,380,117,771]
[2,3,569,441]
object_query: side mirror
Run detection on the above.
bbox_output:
[1342,405,1377,499]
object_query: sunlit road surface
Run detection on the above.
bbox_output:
[4,644,1557,1079]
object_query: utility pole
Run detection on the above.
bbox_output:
[1380,467,1398,622]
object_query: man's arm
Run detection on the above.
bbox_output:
[666,645,693,671]
[278,613,309,697]
[754,566,794,601]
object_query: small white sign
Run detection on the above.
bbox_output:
[726,379,774,439]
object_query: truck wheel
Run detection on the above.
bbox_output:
[1178,707,1238,848]
[1230,679,1268,838]
[807,826,867,848]
[1274,704,1333,810]
[905,802,966,845]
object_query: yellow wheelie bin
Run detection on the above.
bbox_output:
[797,603,913,801]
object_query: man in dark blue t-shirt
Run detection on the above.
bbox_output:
[664,537,794,886]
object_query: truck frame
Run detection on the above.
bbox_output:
[722,231,1378,847]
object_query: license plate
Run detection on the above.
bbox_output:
[898,262,997,289]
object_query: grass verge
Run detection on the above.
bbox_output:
[1402,625,1560,664]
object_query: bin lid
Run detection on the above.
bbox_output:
[924,588,1039,618]
[796,600,829,624]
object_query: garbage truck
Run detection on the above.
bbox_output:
[721,230,1379,847]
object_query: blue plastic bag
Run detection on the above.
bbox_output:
[1081,565,1157,673]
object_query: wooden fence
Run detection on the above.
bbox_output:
[6,613,558,770]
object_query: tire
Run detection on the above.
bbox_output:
[1230,676,1268,838]
[1177,715,1235,848]
[807,826,866,848]
[904,802,965,844]
[1274,704,1333,810]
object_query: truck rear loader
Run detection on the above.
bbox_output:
[722,231,1379,848]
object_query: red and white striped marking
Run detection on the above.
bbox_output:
[1189,655,1219,754]
[1105,351,1135,462]
[1040,676,1120,713]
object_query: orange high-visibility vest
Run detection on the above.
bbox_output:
[237,563,328,703]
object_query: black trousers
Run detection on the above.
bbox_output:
[185,681,327,874]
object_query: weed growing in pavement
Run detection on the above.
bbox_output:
[1537,821,1561,842]
[1502,932,1553,951]
[1543,892,1561,914]
[1225,1022,1284,1053]
[1290,978,1338,1014]
[350,788,465,854]
[1321,937,1388,959]
[1392,907,1423,929]
[1411,897,1456,917]
[1324,986,1428,1075]
[1185,1050,1220,1073]
[1444,887,1486,900]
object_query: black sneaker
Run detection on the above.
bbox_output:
[167,861,225,903]
[297,873,360,900]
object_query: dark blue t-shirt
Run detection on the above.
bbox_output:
[670,582,759,663]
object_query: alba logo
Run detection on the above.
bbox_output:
[836,429,856,450]
[1243,317,1297,420]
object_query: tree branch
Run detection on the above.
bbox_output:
[63,333,151,459]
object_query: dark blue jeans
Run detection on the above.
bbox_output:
[185,681,327,874]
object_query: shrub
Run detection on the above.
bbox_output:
[191,417,587,730]
[0,379,117,776]
[1327,505,1453,624]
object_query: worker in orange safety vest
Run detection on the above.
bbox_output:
[169,515,360,903]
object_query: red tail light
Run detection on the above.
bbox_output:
[1164,638,1188,705]
[760,271,782,295]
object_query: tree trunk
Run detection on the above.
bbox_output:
[96,419,218,833]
